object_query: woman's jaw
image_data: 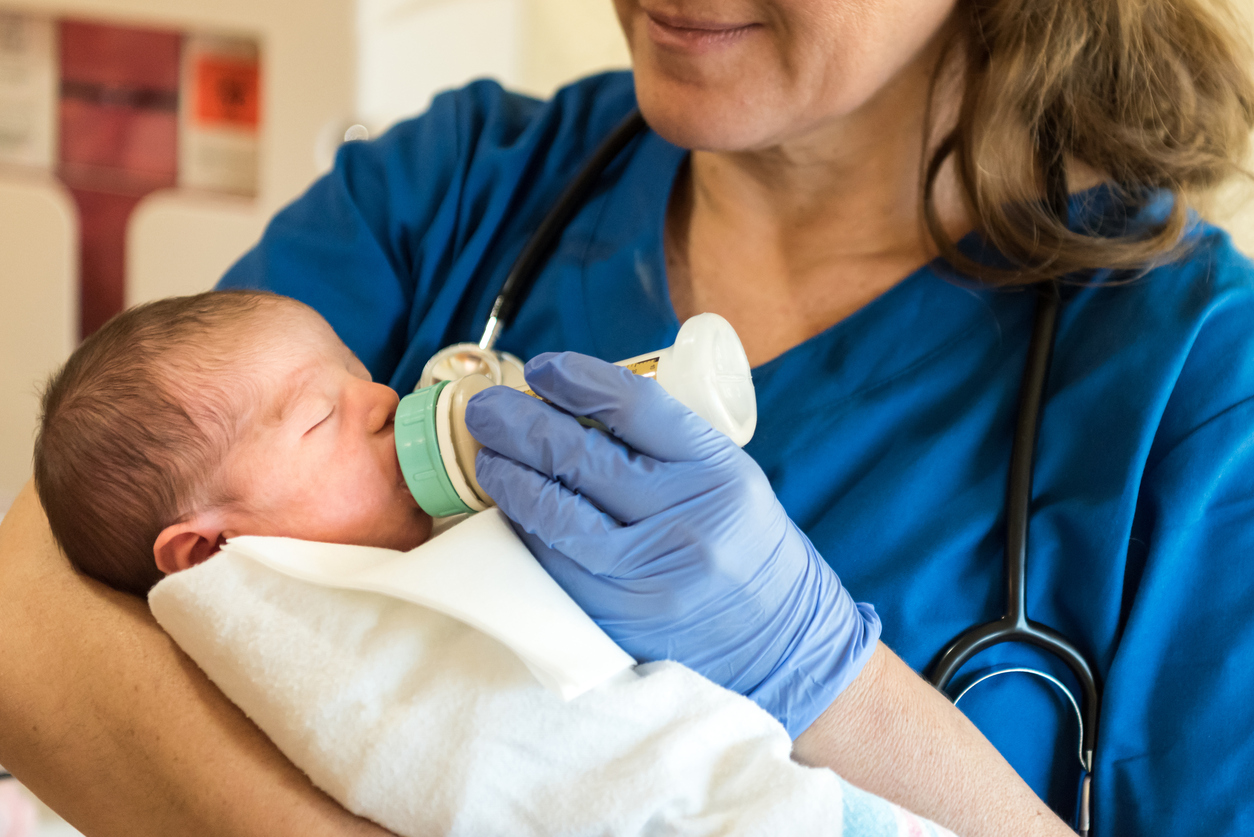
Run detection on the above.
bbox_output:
[614,0,960,155]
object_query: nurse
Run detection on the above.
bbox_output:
[2,0,1253,834]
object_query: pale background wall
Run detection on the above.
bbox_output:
[355,0,630,131]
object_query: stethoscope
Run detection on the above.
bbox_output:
[418,111,650,389]
[923,129,1099,836]
[423,108,1101,835]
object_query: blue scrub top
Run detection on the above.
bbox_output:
[221,72,1254,835]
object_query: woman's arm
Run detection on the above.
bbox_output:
[793,643,1072,837]
[0,481,394,837]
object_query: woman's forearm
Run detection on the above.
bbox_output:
[793,642,1073,837]
[0,481,394,837]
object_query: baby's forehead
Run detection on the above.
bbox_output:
[225,301,342,364]
[231,318,357,421]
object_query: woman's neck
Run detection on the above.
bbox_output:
[664,34,969,367]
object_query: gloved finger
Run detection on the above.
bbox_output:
[475,447,647,575]
[508,524,657,641]
[507,525,611,612]
[522,352,729,463]
[510,523,704,646]
[465,386,701,521]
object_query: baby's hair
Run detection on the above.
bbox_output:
[34,289,300,596]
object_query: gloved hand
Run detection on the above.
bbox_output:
[465,352,881,738]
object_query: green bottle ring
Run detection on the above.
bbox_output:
[395,381,475,517]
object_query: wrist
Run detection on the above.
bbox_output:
[748,569,882,738]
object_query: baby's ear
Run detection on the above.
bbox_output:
[153,516,227,575]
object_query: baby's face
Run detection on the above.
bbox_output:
[219,308,433,551]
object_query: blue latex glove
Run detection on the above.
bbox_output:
[465,352,881,738]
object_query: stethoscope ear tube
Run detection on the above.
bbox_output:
[479,109,649,352]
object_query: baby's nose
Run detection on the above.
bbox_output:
[367,383,400,430]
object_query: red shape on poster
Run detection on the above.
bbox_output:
[59,19,181,90]
[194,57,260,129]
[57,19,181,339]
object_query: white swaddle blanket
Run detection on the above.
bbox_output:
[149,510,954,837]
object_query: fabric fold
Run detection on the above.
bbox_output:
[149,531,956,837]
[224,508,635,700]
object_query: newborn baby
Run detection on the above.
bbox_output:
[34,290,433,594]
[32,290,951,837]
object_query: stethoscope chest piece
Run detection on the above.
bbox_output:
[418,342,528,389]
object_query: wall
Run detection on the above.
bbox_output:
[357,0,628,131]
[357,0,522,132]
[0,173,74,514]
[520,0,629,100]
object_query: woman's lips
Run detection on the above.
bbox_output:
[644,10,760,52]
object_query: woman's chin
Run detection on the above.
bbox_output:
[634,76,790,153]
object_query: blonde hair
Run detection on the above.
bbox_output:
[924,0,1254,283]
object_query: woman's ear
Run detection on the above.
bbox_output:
[153,516,230,575]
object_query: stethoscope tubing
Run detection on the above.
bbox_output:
[927,284,1099,763]
[926,132,1101,834]
[478,109,649,352]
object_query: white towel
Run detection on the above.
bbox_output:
[221,509,635,700]
[149,524,956,837]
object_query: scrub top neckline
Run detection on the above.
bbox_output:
[579,130,1131,397]
[578,130,1005,399]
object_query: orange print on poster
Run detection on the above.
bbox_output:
[194,56,259,129]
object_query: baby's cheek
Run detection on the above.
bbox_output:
[222,449,291,514]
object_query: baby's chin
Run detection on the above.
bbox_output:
[381,505,436,552]
[295,504,434,553]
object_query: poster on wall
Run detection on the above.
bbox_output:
[58,17,182,338]
[0,12,56,169]
[180,34,260,196]
[0,10,262,338]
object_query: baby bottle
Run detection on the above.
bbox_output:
[395,313,757,517]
